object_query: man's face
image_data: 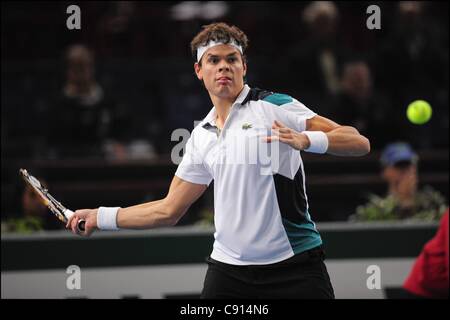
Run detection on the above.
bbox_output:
[341,62,372,101]
[382,162,418,195]
[194,44,247,100]
[22,185,47,217]
[66,49,94,86]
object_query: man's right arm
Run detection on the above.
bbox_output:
[67,176,208,234]
[116,176,207,229]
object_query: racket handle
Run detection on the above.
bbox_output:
[65,209,86,232]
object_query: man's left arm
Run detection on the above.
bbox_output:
[268,115,370,157]
[307,115,371,156]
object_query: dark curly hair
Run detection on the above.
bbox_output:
[190,22,249,65]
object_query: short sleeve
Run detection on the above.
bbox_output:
[175,131,213,186]
[260,94,317,132]
[260,101,307,132]
[280,98,317,120]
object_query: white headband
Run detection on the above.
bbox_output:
[196,39,243,62]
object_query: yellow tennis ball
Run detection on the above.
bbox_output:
[407,100,432,125]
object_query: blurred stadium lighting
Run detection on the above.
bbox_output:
[170,1,229,21]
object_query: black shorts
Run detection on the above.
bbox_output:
[201,245,335,299]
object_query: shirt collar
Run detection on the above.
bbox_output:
[202,84,251,128]
[202,107,218,127]
[234,84,251,106]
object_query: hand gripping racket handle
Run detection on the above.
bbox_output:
[65,209,86,232]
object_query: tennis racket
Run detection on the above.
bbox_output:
[19,168,85,232]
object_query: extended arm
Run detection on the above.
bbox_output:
[67,176,208,235]
[116,176,207,229]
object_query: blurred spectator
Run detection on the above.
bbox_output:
[45,44,131,159]
[352,142,447,221]
[374,1,449,148]
[94,1,145,58]
[403,209,449,299]
[330,60,391,148]
[163,72,210,132]
[376,2,447,98]
[287,1,349,111]
[22,181,63,230]
[1,177,63,233]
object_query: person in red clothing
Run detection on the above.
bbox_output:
[403,209,449,298]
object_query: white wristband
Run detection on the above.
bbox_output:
[97,207,121,230]
[302,131,329,154]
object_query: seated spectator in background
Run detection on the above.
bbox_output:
[1,178,63,233]
[351,142,447,221]
[330,60,391,149]
[94,1,144,58]
[374,1,448,149]
[376,1,447,102]
[21,182,63,231]
[403,209,449,299]
[46,44,130,159]
[287,1,348,111]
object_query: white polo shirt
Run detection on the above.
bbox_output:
[175,84,322,265]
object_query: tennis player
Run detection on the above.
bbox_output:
[67,22,370,299]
